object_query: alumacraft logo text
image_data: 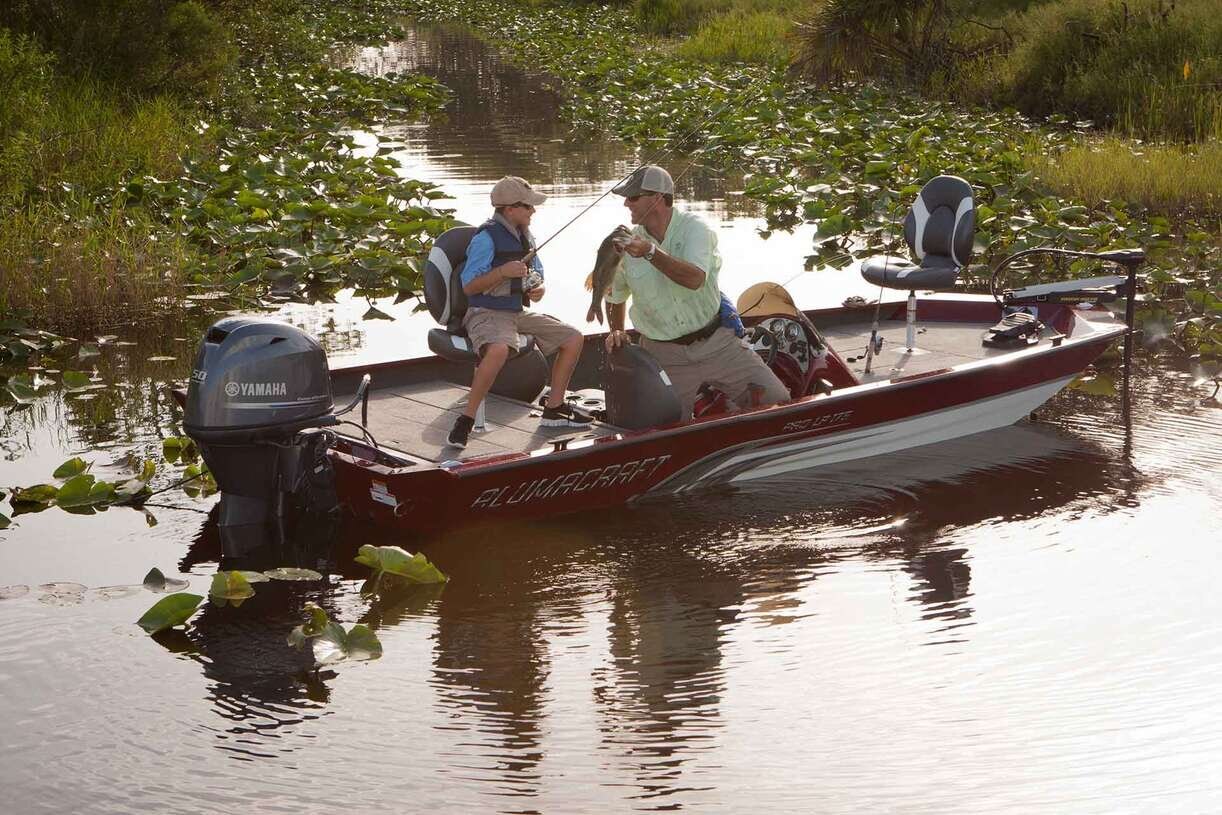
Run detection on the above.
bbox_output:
[471,454,672,509]
[224,381,288,397]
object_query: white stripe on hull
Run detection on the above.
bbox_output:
[660,376,1075,493]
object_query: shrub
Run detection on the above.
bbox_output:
[1001,0,1222,140]
[0,0,234,97]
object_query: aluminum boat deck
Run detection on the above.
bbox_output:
[349,315,1053,463]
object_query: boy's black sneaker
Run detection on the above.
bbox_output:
[540,402,595,427]
[447,414,475,448]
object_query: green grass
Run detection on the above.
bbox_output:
[0,76,202,205]
[676,8,794,65]
[0,199,199,333]
[1028,137,1222,218]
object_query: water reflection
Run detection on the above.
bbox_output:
[171,510,344,759]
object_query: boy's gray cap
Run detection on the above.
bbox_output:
[491,176,548,207]
[612,165,674,197]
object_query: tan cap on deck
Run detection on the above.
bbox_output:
[490,176,548,207]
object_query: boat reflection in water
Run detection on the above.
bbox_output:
[173,419,1127,793]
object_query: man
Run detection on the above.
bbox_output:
[447,176,593,449]
[604,165,789,419]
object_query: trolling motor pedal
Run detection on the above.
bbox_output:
[983,311,1043,348]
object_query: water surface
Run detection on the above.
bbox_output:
[2,24,1221,814]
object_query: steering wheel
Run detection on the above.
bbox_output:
[746,323,779,367]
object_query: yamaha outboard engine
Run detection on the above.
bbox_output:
[184,317,368,528]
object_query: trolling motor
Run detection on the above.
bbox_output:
[987,247,1145,373]
[183,317,371,528]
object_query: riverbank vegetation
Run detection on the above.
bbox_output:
[0,1,454,335]
[404,0,1218,364]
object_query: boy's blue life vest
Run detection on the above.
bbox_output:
[467,218,530,312]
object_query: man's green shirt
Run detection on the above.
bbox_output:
[606,209,721,341]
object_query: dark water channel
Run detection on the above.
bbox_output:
[3,25,1222,814]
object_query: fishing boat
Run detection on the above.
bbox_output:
[179,176,1143,534]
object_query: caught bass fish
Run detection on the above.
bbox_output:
[585,225,632,324]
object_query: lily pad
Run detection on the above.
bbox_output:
[143,567,189,593]
[0,585,30,600]
[355,544,448,584]
[209,570,256,607]
[288,602,382,666]
[1068,372,1118,397]
[136,593,204,634]
[263,567,324,581]
[0,512,9,530]
[61,371,92,391]
[53,456,90,479]
[236,570,270,583]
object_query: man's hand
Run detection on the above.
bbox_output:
[526,284,545,302]
[497,260,528,279]
[622,237,653,259]
[605,329,630,353]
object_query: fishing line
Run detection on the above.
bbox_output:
[525,74,768,260]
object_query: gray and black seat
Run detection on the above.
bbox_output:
[859,175,974,351]
[860,175,975,291]
[423,225,548,403]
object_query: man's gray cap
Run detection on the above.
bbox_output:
[612,165,674,197]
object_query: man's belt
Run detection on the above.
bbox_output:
[662,312,721,346]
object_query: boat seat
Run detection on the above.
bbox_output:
[423,225,549,403]
[860,175,974,292]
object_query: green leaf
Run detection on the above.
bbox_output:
[264,567,324,581]
[136,593,203,634]
[287,602,331,649]
[53,457,90,479]
[1068,372,1118,397]
[54,474,98,507]
[11,484,58,506]
[355,544,448,584]
[341,624,383,660]
[0,512,9,530]
[5,375,37,404]
[209,571,255,606]
[143,567,189,593]
[362,305,394,321]
[286,603,382,665]
[61,370,92,391]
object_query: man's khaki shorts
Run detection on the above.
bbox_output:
[463,308,581,357]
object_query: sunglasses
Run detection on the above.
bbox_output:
[626,193,657,203]
[511,202,536,211]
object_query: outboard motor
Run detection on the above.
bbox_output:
[184,317,369,528]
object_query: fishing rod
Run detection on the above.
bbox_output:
[522,75,767,263]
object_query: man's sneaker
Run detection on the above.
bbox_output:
[540,402,594,427]
[447,414,475,448]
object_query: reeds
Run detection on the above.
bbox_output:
[1028,137,1222,218]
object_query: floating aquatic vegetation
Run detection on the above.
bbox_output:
[0,585,30,600]
[136,593,204,634]
[142,568,190,593]
[1068,372,1119,397]
[263,567,325,582]
[355,544,448,584]
[404,0,1219,346]
[287,602,382,666]
[209,571,256,607]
